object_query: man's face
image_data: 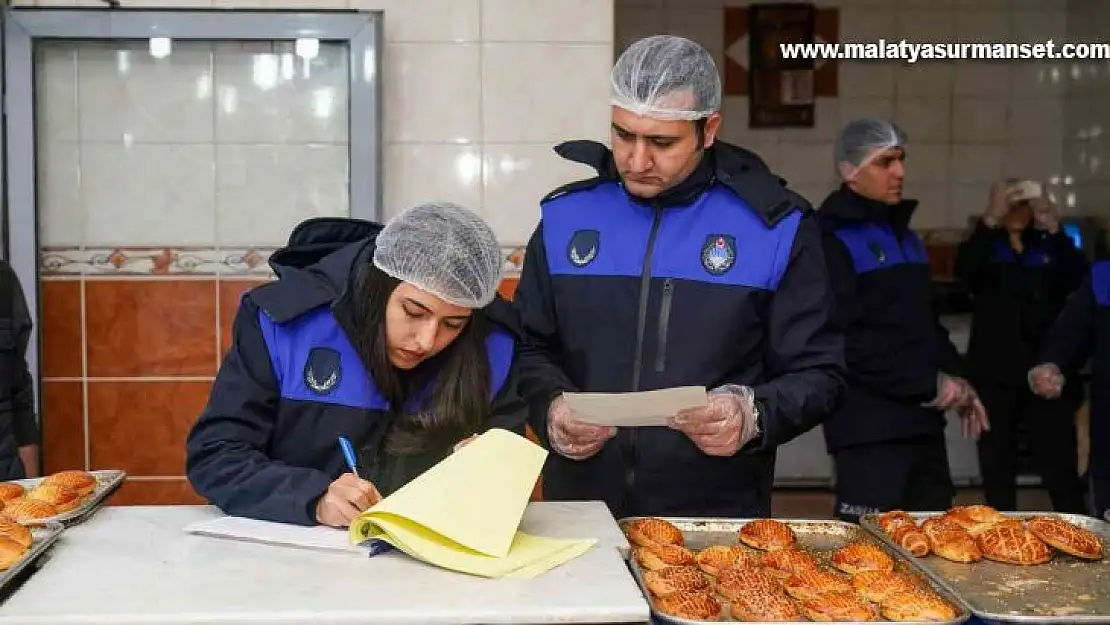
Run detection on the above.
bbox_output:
[845,146,906,205]
[610,105,721,199]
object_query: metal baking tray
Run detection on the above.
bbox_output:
[6,469,126,526]
[860,511,1110,623]
[0,521,64,595]
[619,516,970,625]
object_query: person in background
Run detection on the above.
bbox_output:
[817,118,989,523]
[1029,259,1110,521]
[0,260,39,480]
[954,179,1088,513]
[511,34,845,519]
[186,202,527,528]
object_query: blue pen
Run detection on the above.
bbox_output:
[337,436,394,558]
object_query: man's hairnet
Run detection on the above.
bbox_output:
[373,201,503,309]
[611,35,721,121]
[835,118,907,180]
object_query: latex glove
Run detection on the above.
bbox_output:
[547,394,616,461]
[1028,363,1065,399]
[1030,195,1060,233]
[956,384,990,440]
[923,373,971,411]
[667,385,760,457]
[983,180,1013,227]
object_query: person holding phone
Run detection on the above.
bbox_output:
[185,202,527,528]
[954,179,1089,513]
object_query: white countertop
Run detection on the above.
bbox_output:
[0,501,648,625]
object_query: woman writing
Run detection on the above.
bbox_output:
[186,202,526,527]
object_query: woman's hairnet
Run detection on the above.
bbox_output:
[372,202,504,309]
[611,35,721,121]
[835,118,907,180]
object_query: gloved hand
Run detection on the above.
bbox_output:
[1028,363,1065,399]
[667,385,760,457]
[955,383,990,440]
[983,180,1013,227]
[547,395,616,461]
[923,372,972,411]
[1030,195,1060,233]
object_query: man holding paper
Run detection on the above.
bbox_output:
[511,35,846,518]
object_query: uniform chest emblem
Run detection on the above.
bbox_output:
[701,234,736,275]
[867,241,886,264]
[567,229,599,268]
[304,347,342,395]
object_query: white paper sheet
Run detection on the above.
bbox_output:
[562,386,708,427]
[184,515,367,556]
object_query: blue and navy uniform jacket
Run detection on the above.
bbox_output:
[511,139,846,519]
[818,185,963,451]
[1039,260,1110,520]
[954,221,1088,387]
[185,217,527,526]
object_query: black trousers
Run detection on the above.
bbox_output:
[973,380,1085,513]
[832,434,955,523]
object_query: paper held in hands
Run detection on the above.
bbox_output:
[348,428,596,579]
[563,386,709,427]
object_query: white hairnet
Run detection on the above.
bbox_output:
[611,35,721,121]
[835,118,907,180]
[373,202,503,309]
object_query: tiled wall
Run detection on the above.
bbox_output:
[1066,0,1110,214]
[616,0,1073,232]
[25,0,614,504]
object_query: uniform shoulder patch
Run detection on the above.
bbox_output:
[701,234,737,275]
[567,229,600,267]
[304,347,342,395]
[867,241,886,264]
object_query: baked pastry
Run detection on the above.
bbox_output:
[851,570,918,604]
[945,505,1008,536]
[654,591,721,621]
[729,586,803,622]
[41,470,97,497]
[800,590,877,622]
[715,565,781,601]
[782,568,853,602]
[643,565,709,597]
[1026,516,1104,560]
[694,544,759,575]
[761,547,819,580]
[978,522,1053,565]
[878,511,930,557]
[633,543,696,571]
[2,498,57,523]
[27,484,82,513]
[830,541,895,575]
[922,516,981,563]
[624,518,683,548]
[738,519,796,551]
[879,589,958,622]
[0,517,32,548]
[0,536,26,571]
[0,482,24,502]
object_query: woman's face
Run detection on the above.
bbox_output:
[1004,201,1033,232]
[384,282,473,370]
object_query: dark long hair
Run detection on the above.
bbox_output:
[335,261,492,456]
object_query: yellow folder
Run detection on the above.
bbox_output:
[348,428,596,578]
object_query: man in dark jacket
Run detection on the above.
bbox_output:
[955,179,1088,513]
[0,260,40,480]
[511,35,845,520]
[1030,261,1110,521]
[817,118,989,522]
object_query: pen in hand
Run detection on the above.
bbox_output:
[336,436,393,557]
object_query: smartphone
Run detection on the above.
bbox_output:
[1009,180,1043,202]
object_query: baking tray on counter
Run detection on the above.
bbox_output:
[860,511,1110,623]
[619,516,971,625]
[6,470,126,527]
[0,521,64,596]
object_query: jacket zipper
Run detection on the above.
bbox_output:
[655,279,674,373]
[622,205,663,513]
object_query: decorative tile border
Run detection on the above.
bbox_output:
[41,245,530,278]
